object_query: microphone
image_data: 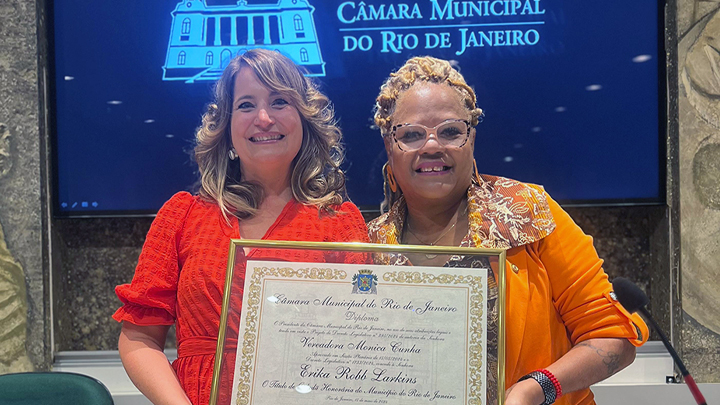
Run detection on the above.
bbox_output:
[611,277,707,405]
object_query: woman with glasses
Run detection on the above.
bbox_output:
[367,56,648,405]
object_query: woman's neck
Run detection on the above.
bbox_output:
[403,195,469,246]
[242,165,294,200]
[237,168,294,240]
[405,199,463,234]
[401,195,469,267]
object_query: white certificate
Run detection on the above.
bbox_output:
[230,261,489,404]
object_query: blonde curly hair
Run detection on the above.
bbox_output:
[373,56,484,212]
[194,49,345,222]
[374,56,484,137]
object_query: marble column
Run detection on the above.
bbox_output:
[678,0,720,383]
[0,0,51,372]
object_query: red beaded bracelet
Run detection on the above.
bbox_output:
[536,369,562,398]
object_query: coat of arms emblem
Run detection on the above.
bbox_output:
[351,269,378,294]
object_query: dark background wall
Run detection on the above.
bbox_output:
[51,205,669,352]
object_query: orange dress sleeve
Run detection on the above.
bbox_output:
[331,202,372,264]
[538,193,649,347]
[326,202,371,264]
[333,202,370,242]
[112,192,195,325]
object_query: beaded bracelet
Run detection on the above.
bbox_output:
[536,369,562,398]
[517,369,562,405]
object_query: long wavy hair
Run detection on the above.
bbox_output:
[373,56,484,213]
[194,49,346,222]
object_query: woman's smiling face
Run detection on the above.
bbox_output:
[230,66,303,179]
[386,82,475,205]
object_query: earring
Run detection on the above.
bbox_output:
[384,162,397,193]
[228,148,238,160]
[472,158,481,184]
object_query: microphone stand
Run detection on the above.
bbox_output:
[638,307,707,405]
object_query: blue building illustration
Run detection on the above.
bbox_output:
[162,0,326,83]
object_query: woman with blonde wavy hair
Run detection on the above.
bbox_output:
[113,49,369,405]
[368,56,648,405]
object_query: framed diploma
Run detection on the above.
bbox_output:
[210,240,506,405]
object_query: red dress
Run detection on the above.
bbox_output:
[113,192,369,405]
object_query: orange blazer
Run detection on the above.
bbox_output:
[368,175,649,405]
[504,193,648,405]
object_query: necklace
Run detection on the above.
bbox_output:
[405,218,459,259]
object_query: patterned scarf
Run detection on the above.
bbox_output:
[368,174,556,250]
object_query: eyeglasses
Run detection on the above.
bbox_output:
[390,119,471,152]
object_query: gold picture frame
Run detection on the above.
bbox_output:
[210,240,507,405]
